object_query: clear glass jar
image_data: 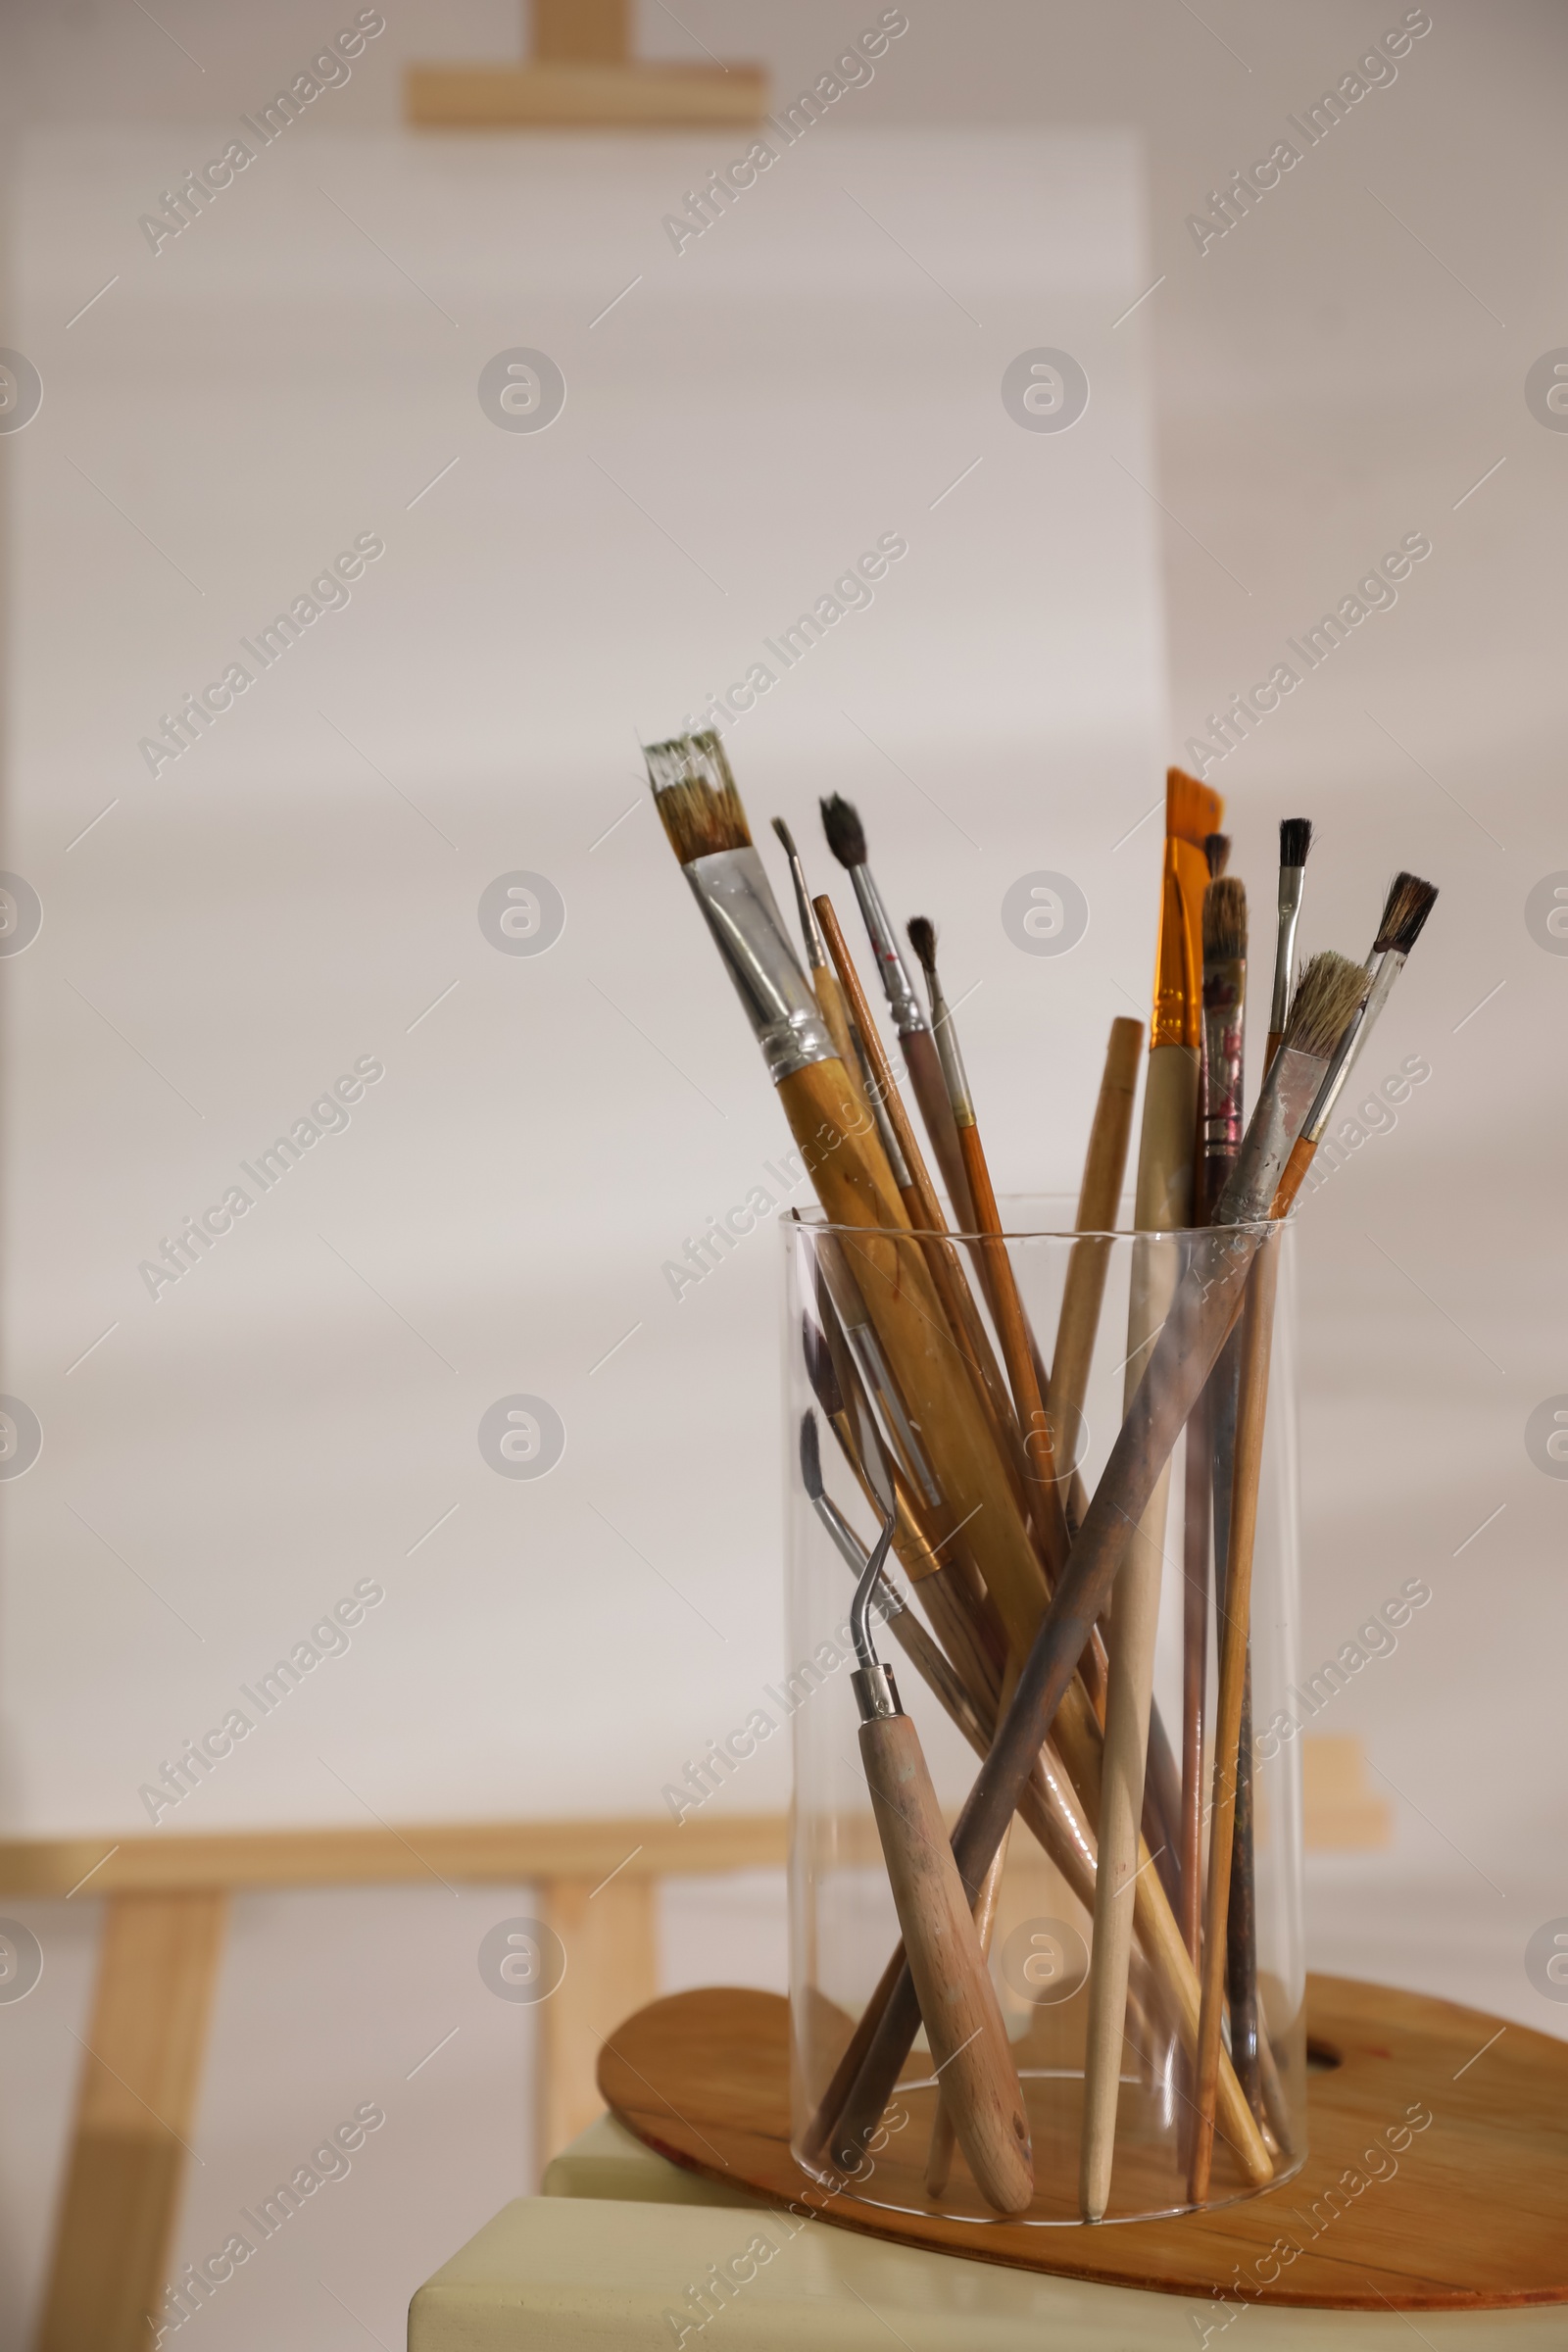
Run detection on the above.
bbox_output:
[785,1201,1304,2225]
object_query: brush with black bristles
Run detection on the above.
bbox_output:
[1265,818,1314,1071]
[1270,872,1438,1217]
[906,914,1068,1550]
[1204,831,1231,879]
[819,793,979,1234]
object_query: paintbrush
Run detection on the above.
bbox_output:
[773,814,886,1150]
[813,893,1032,1504]
[1080,768,1219,2217]
[906,915,1069,1552]
[820,793,980,1234]
[1204,831,1231,880]
[1199,875,1266,2122]
[1272,871,1439,1214]
[827,953,1370,2187]
[1045,1015,1144,1523]
[646,735,1054,1660]
[818,1390,1035,2214]
[1265,818,1314,1072]
[1180,873,1247,1967]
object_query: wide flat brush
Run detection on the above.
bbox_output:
[829,953,1371,2188]
[820,793,980,1235]
[646,735,1054,1661]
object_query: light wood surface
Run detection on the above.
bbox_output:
[857,1712,1032,2214]
[599,1978,1568,2308]
[39,1891,226,2352]
[0,1811,789,1897]
[405,61,767,128]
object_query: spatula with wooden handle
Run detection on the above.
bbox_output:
[835,1390,1034,2217]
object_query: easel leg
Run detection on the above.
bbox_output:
[39,1889,227,2352]
[535,1873,656,2174]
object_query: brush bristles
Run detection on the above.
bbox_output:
[1283,951,1368,1060]
[771,814,800,859]
[906,914,937,977]
[802,1313,843,1420]
[1204,832,1231,880]
[1279,816,1313,870]
[1166,765,1222,849]
[1374,870,1439,956]
[1202,876,1248,962]
[644,732,751,863]
[800,1409,824,1499]
[819,793,866,870]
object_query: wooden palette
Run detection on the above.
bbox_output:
[598,1975,1568,2310]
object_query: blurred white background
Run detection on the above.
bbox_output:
[2,2,1565,2342]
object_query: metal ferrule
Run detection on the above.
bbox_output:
[1212,1044,1331,1225]
[848,863,927,1037]
[852,1661,901,1722]
[682,849,838,1084]
[1270,868,1304,1035]
[928,980,974,1126]
[1303,950,1400,1143]
[1201,962,1246,1169]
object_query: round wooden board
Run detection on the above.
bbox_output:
[598,1974,1568,2311]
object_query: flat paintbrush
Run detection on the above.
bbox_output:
[1273,871,1439,1212]
[820,793,980,1235]
[827,952,1371,2189]
[646,734,1054,1660]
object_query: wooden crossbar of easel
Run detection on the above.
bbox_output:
[9,1814,787,2352]
[406,0,766,129]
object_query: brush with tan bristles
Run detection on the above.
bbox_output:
[826,950,1371,2193]
[646,732,1060,1741]
[1271,870,1439,1216]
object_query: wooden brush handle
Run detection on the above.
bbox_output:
[901,1026,979,1232]
[1047,1017,1143,1485]
[858,1710,1033,2215]
[811,963,875,1129]
[1179,1383,1211,1965]
[1189,1238,1281,2201]
[957,1121,1071,1567]
[925,1823,1011,2199]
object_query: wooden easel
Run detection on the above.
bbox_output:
[15,1812,786,2352]
[407,0,766,129]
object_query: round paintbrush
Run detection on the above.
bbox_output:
[820,793,981,1236]
[1265,817,1314,1073]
